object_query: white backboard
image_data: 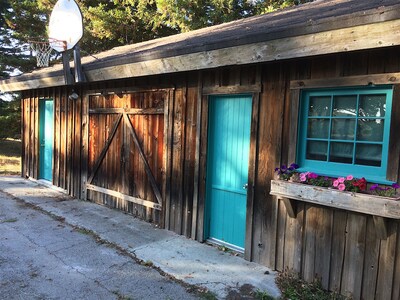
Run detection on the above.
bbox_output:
[49,0,83,52]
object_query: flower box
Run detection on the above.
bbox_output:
[270,180,400,220]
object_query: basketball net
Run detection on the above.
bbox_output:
[30,41,53,67]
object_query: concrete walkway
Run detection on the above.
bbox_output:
[0,176,280,299]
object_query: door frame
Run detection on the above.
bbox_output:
[204,94,253,252]
[196,84,261,260]
[38,98,54,182]
[81,87,172,227]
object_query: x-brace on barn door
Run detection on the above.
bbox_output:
[86,91,166,211]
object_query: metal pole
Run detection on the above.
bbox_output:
[62,51,74,85]
[73,44,86,83]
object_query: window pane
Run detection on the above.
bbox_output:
[307,119,330,139]
[355,143,382,166]
[306,141,328,161]
[333,95,357,116]
[330,142,353,164]
[359,94,386,117]
[309,96,331,116]
[331,119,355,140]
[357,119,384,142]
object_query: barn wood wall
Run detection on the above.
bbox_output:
[21,46,400,299]
[87,92,165,223]
[253,47,400,300]
[22,86,83,196]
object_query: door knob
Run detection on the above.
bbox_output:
[243,183,248,190]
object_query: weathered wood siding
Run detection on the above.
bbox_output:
[87,91,165,223]
[21,46,400,299]
[252,47,400,299]
[22,86,84,196]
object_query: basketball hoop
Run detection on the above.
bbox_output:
[29,39,67,67]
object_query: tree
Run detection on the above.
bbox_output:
[1,0,46,78]
[0,97,20,139]
[2,0,313,73]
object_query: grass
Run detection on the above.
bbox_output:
[0,138,21,175]
[276,270,349,300]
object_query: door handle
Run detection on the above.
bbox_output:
[243,183,248,190]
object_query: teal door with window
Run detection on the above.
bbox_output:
[205,95,252,250]
[39,99,54,181]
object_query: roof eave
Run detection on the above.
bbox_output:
[1,18,400,93]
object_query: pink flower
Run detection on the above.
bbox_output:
[338,177,345,183]
[338,183,346,191]
[308,172,318,179]
[333,180,339,187]
[300,174,307,182]
[346,175,353,180]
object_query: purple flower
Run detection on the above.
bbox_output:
[281,165,287,171]
[370,184,379,191]
[392,183,400,189]
[290,163,299,169]
[274,167,279,172]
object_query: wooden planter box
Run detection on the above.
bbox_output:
[270,179,400,239]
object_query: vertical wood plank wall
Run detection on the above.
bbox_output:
[21,47,400,299]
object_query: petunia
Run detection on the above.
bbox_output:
[346,175,353,181]
[290,163,299,169]
[309,172,318,179]
[338,184,346,191]
[370,184,379,191]
[392,183,400,189]
[333,180,339,187]
[338,177,345,183]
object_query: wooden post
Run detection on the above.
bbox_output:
[81,92,89,200]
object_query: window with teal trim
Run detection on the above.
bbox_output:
[297,87,393,183]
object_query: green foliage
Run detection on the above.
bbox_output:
[254,290,274,300]
[0,97,20,139]
[1,0,313,74]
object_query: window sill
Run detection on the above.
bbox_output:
[270,179,400,239]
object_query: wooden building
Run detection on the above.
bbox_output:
[1,0,400,298]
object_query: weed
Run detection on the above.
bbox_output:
[143,260,154,267]
[112,291,132,300]
[0,218,18,223]
[200,290,217,300]
[276,269,349,300]
[217,245,231,253]
[254,290,274,300]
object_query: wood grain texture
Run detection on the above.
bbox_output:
[340,214,366,299]
[270,180,400,219]
[19,46,400,300]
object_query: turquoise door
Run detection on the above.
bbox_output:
[39,99,54,181]
[205,95,252,250]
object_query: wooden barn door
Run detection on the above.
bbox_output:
[86,91,166,221]
[205,95,252,251]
